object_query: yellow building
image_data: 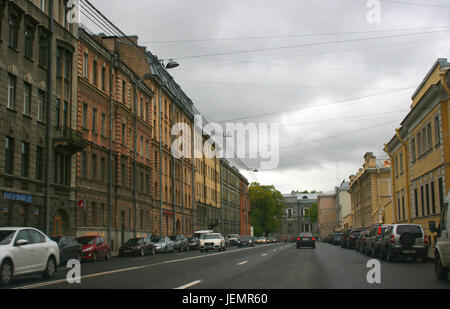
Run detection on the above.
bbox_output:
[385,58,450,250]
[349,153,392,229]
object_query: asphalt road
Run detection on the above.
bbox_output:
[5,242,450,289]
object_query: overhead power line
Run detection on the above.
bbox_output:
[168,28,450,60]
[379,0,450,9]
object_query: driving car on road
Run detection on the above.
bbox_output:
[200,233,226,252]
[429,202,449,281]
[226,234,240,246]
[0,227,60,286]
[51,236,82,264]
[256,236,267,244]
[379,224,428,262]
[76,235,111,262]
[119,237,155,257]
[296,232,315,249]
[153,237,175,254]
[238,235,255,247]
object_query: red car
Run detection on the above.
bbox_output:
[76,235,111,262]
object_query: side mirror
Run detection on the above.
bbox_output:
[15,239,29,246]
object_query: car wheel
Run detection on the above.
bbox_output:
[223,245,226,251]
[92,251,97,262]
[42,256,57,279]
[435,254,449,281]
[0,260,13,287]
[140,248,145,257]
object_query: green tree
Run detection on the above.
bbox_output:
[305,203,318,223]
[249,183,284,237]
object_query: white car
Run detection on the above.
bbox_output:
[0,227,60,286]
[199,233,226,252]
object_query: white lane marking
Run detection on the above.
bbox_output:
[262,253,267,256]
[175,280,202,290]
[15,245,265,289]
[237,261,248,266]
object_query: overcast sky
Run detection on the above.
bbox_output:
[81,0,450,194]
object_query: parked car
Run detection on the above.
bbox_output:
[334,233,344,245]
[200,233,226,252]
[345,229,362,249]
[188,237,200,250]
[379,224,428,262]
[365,225,389,257]
[355,231,369,253]
[268,237,277,243]
[341,229,352,248]
[76,235,111,262]
[238,235,255,247]
[0,227,60,286]
[169,234,189,252]
[226,234,240,246]
[296,232,315,249]
[153,237,175,254]
[51,236,82,264]
[119,237,155,257]
[429,202,449,281]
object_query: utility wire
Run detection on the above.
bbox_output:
[379,0,450,9]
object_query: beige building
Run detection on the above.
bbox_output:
[349,152,392,230]
[385,58,450,255]
[318,193,337,240]
[335,181,352,231]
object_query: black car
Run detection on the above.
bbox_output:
[188,237,200,250]
[169,234,189,252]
[119,237,155,257]
[51,236,82,264]
[296,233,315,248]
[342,229,362,249]
[238,235,255,247]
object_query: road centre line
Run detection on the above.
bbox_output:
[175,280,202,289]
[237,261,248,266]
[14,245,276,289]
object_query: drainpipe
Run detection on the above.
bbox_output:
[384,143,398,224]
[172,102,176,234]
[191,120,196,236]
[158,85,163,237]
[45,0,55,235]
[133,81,139,237]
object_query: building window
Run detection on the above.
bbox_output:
[21,142,30,177]
[82,103,88,128]
[91,154,97,180]
[40,0,46,11]
[426,123,432,151]
[101,67,106,91]
[411,137,416,162]
[83,53,88,78]
[81,152,87,178]
[93,60,98,86]
[414,188,419,218]
[438,178,444,212]
[100,157,105,182]
[425,183,430,216]
[37,91,45,122]
[9,14,19,49]
[92,108,97,133]
[56,99,61,128]
[36,146,43,180]
[24,25,34,58]
[121,162,126,187]
[101,113,106,136]
[121,123,126,146]
[399,152,404,175]
[91,202,96,227]
[394,156,398,177]
[7,74,16,109]
[39,35,48,68]
[431,181,436,214]
[420,185,425,217]
[22,82,31,116]
[434,116,440,146]
[5,137,14,174]
[122,80,126,104]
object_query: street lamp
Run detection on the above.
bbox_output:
[159,59,179,69]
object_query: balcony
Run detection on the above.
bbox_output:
[53,127,86,154]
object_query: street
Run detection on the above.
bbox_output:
[5,242,450,289]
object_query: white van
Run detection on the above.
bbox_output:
[429,197,450,281]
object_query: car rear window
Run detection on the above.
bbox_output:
[396,225,423,236]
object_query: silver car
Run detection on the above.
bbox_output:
[0,227,60,286]
[379,224,428,262]
[153,237,175,254]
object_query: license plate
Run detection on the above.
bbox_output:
[206,243,213,247]
[302,238,310,240]
[403,250,415,254]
